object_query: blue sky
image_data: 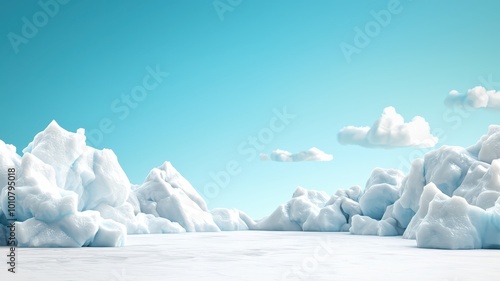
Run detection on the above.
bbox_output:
[1,0,500,218]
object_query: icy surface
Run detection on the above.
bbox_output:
[1,232,499,281]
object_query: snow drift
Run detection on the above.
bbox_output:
[1,121,500,249]
[259,125,500,249]
[0,121,254,247]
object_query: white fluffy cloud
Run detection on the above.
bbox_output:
[260,147,333,162]
[338,107,438,148]
[445,86,500,109]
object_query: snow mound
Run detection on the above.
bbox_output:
[0,121,212,247]
[304,186,362,232]
[95,203,186,234]
[350,215,400,236]
[0,140,22,234]
[404,184,500,249]
[210,208,256,231]
[258,126,500,249]
[359,168,404,220]
[146,162,208,211]
[134,162,219,232]
[468,125,500,163]
[257,186,362,232]
[256,187,330,231]
[403,183,450,240]
[453,159,500,209]
[256,204,302,231]
[0,139,21,187]
[303,197,360,232]
[423,146,476,196]
[348,168,404,236]
[0,122,134,246]
[3,121,500,250]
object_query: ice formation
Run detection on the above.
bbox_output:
[403,183,500,249]
[257,185,362,232]
[1,121,500,249]
[210,208,256,231]
[0,121,221,247]
[255,125,500,249]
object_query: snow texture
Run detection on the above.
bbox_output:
[2,121,500,249]
[257,125,500,249]
[134,161,220,232]
[3,232,499,281]
[210,208,255,231]
[0,121,209,247]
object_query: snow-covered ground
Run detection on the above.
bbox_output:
[1,231,499,281]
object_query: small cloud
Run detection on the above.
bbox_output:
[445,86,500,109]
[261,147,333,162]
[338,106,438,148]
[259,153,270,161]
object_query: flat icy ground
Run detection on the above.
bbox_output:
[1,232,499,281]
